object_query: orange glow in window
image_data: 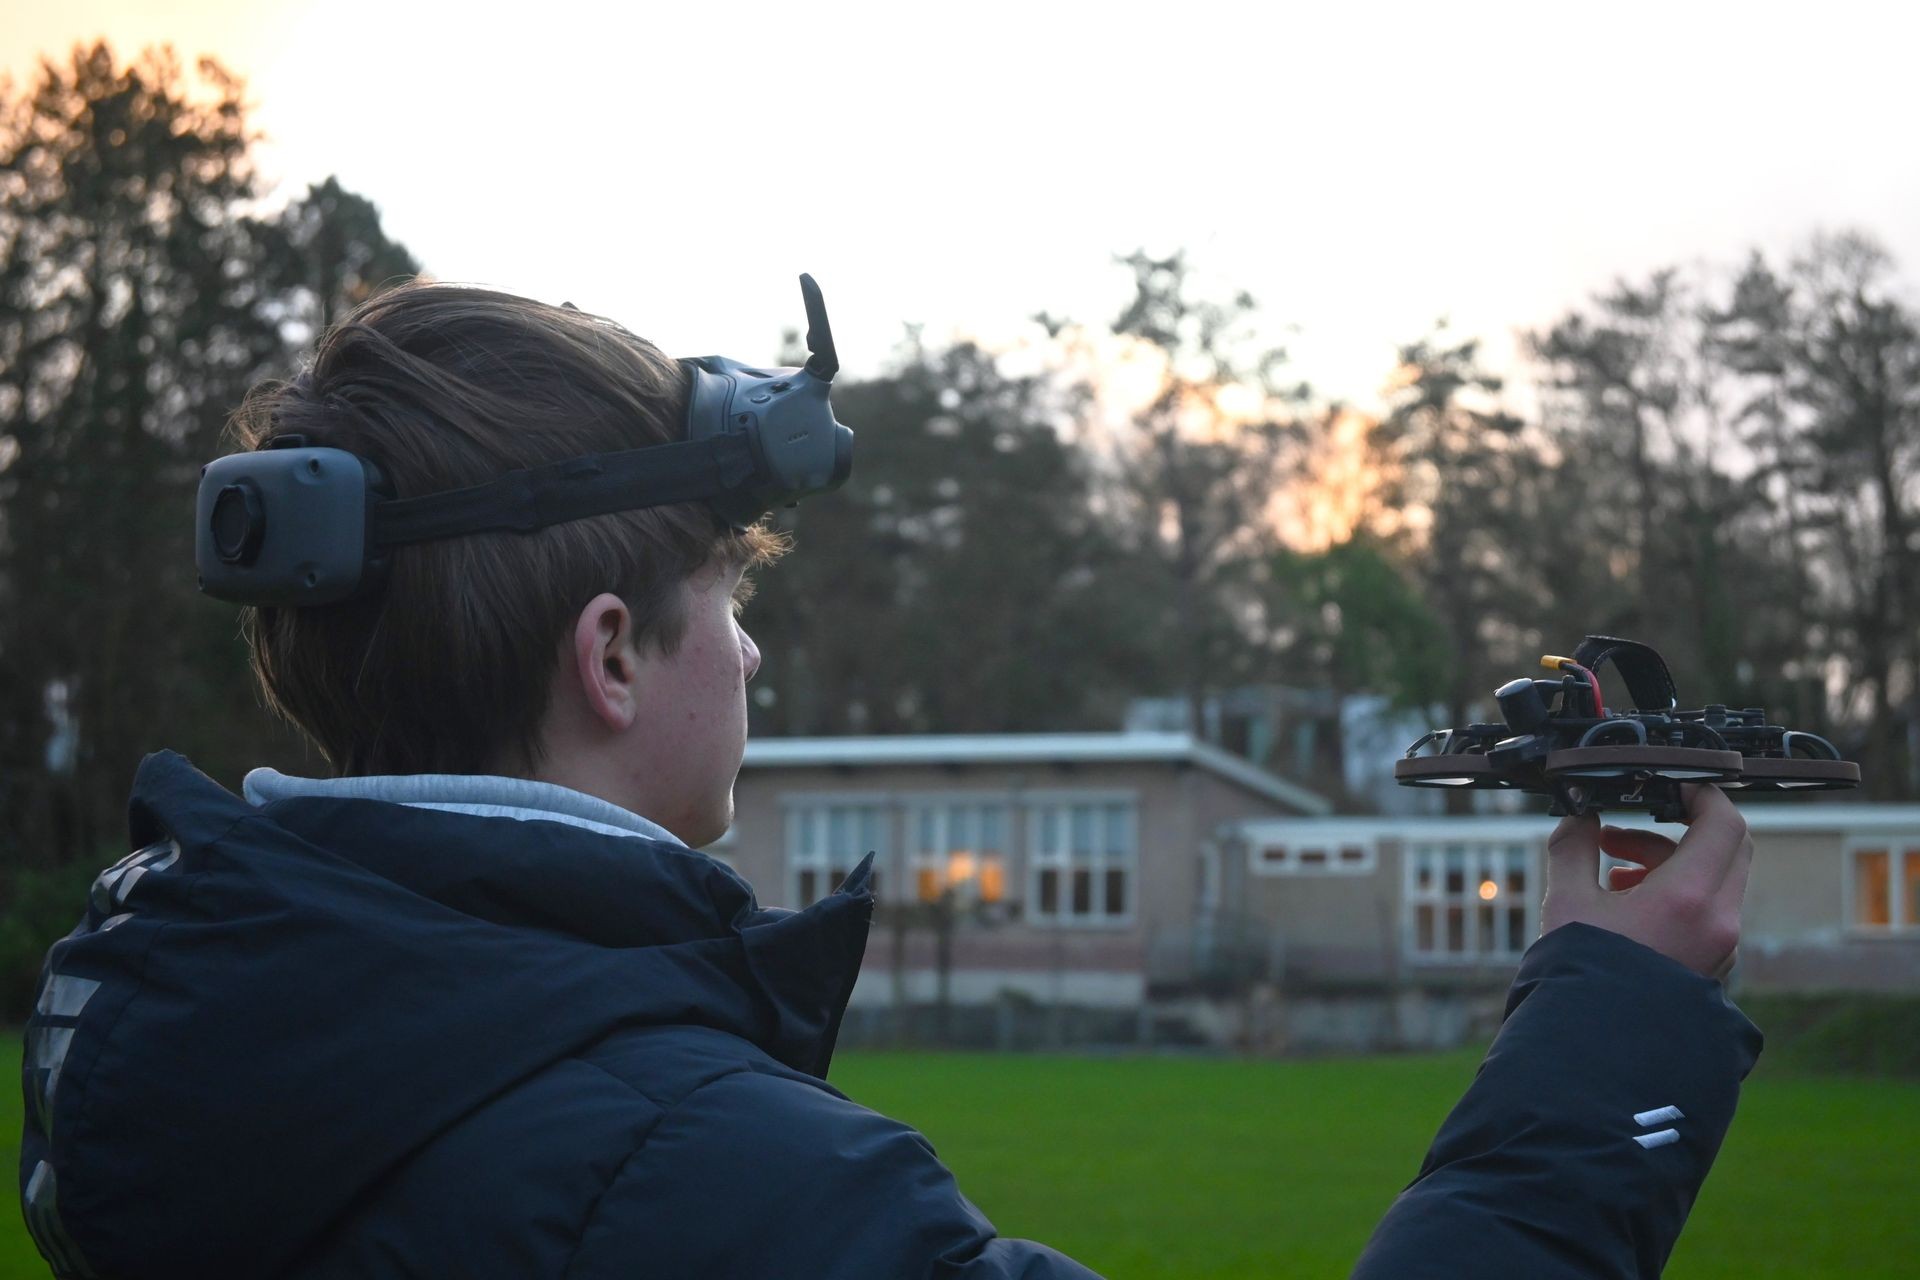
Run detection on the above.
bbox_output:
[1856,851,1891,927]
[978,859,1006,903]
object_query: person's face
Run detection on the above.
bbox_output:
[626,561,761,847]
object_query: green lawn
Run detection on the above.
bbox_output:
[3,1035,37,1280]
[836,1051,1920,1279]
[3,1035,1915,1278]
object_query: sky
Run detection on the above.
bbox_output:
[6,0,1919,408]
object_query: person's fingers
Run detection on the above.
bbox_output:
[1658,784,1747,897]
[1672,785,1751,974]
[1607,864,1652,891]
[1546,813,1604,904]
[1599,825,1679,869]
[1680,781,1742,839]
[1713,812,1756,916]
[1602,825,1675,894]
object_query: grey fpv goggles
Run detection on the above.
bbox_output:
[195,274,853,606]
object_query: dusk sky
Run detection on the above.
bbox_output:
[7,1,1919,408]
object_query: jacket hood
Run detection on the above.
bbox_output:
[19,750,873,1280]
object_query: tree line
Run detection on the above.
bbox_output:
[3,44,1916,1013]
[759,238,1920,808]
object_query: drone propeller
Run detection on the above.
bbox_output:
[1394,755,1512,789]
[1543,746,1744,784]
[1394,727,1514,789]
[1726,727,1860,791]
[1729,758,1861,790]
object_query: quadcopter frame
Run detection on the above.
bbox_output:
[1394,635,1860,821]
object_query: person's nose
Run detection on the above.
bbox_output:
[738,624,761,683]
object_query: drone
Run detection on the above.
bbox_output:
[1394,635,1860,821]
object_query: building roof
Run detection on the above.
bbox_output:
[740,732,1332,815]
[1228,802,1920,844]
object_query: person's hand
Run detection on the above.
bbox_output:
[1542,784,1753,980]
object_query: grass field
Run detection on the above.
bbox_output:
[4,1034,1916,1278]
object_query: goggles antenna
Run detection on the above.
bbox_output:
[800,273,838,383]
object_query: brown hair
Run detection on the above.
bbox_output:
[233,282,785,776]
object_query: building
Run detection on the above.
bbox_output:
[1222,804,1920,994]
[719,733,1920,1049]
[720,732,1327,1021]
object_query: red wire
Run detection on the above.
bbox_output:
[1560,661,1606,718]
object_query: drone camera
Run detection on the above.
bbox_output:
[1494,677,1558,734]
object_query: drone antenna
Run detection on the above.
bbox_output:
[799,273,838,383]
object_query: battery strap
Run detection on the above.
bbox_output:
[1571,635,1679,711]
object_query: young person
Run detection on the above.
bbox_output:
[20,282,1760,1279]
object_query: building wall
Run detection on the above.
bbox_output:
[724,766,1920,1008]
[1225,811,1920,996]
[1734,824,1920,991]
[722,759,1305,1007]
[1225,822,1543,991]
[1238,844,1402,985]
[1743,828,1847,941]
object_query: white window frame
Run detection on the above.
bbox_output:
[784,794,891,907]
[1843,837,1920,934]
[1252,840,1377,875]
[1403,840,1536,963]
[1026,793,1138,928]
[903,797,1013,906]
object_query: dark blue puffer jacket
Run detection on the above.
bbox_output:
[18,752,1093,1278]
[21,752,1763,1278]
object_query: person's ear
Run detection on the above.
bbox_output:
[570,592,640,731]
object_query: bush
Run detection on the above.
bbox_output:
[1740,992,1920,1078]
[0,859,97,1022]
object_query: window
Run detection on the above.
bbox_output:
[1406,842,1534,960]
[1253,839,1376,874]
[786,801,888,907]
[906,801,1009,905]
[1850,845,1920,931]
[1029,798,1136,925]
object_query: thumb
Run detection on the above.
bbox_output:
[1545,813,1603,918]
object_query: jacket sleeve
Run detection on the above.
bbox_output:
[565,1065,1101,1280]
[1351,922,1763,1280]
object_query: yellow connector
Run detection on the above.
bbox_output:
[1540,655,1575,671]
